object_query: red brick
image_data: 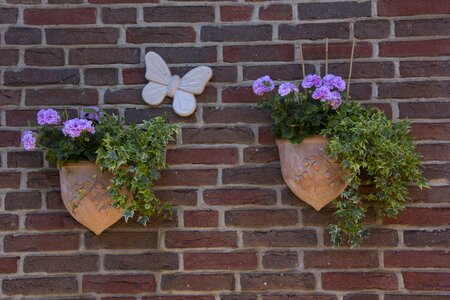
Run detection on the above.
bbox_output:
[167,148,237,165]
[222,166,283,185]
[259,4,292,20]
[90,0,158,3]
[424,163,449,180]
[165,230,237,248]
[322,272,398,290]
[144,6,214,22]
[385,251,450,268]
[46,28,119,45]
[183,127,255,144]
[403,272,450,291]
[104,253,178,270]
[24,8,96,25]
[386,207,450,226]
[25,48,64,66]
[85,231,158,250]
[241,272,315,291]
[0,90,21,106]
[243,229,317,247]
[380,39,450,57]
[221,5,253,21]
[222,296,258,300]
[125,107,196,124]
[102,7,136,24]
[224,44,294,63]
[127,27,196,44]
[0,257,19,274]
[262,251,298,269]
[184,252,257,270]
[0,214,19,231]
[258,126,275,145]
[7,151,43,168]
[157,169,217,187]
[298,1,371,19]
[203,188,276,206]
[25,212,82,230]
[69,48,140,65]
[203,107,271,124]
[328,62,394,79]
[304,250,379,269]
[145,47,217,64]
[26,88,98,106]
[324,228,399,247]
[400,102,450,119]
[184,210,218,227]
[378,0,450,16]
[404,229,450,247]
[3,277,78,295]
[410,123,450,140]
[400,61,450,77]
[396,18,450,37]
[4,233,79,252]
[279,23,349,40]
[385,295,450,300]
[104,88,141,104]
[5,27,41,45]
[0,49,19,65]
[344,295,378,300]
[27,170,59,188]
[162,273,234,291]
[83,275,156,294]
[222,86,260,103]
[5,68,79,86]
[144,297,213,300]
[0,172,21,189]
[302,42,372,60]
[202,25,272,42]
[155,189,198,206]
[0,8,18,23]
[244,146,278,163]
[379,81,450,99]
[5,192,41,210]
[243,63,315,81]
[24,255,99,273]
[225,209,298,227]
[85,68,118,86]
[354,20,390,39]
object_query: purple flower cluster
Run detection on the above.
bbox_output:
[22,130,36,150]
[278,82,299,97]
[81,106,103,122]
[37,109,61,126]
[252,75,275,96]
[62,118,96,138]
[302,74,346,109]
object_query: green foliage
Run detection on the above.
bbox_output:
[96,115,178,225]
[260,90,337,144]
[321,102,428,247]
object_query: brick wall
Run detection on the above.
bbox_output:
[0,0,449,299]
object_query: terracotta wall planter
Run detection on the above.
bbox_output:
[276,136,348,211]
[59,161,124,235]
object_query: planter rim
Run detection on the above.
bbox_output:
[61,160,97,168]
[276,135,328,145]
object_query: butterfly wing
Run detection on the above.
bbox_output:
[144,52,171,85]
[173,90,197,117]
[179,66,213,95]
[142,82,167,106]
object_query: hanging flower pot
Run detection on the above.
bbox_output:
[276,136,347,211]
[59,161,125,235]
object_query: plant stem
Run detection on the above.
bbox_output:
[347,40,356,99]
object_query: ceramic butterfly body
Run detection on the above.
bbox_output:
[142,52,213,117]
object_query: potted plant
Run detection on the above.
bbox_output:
[22,108,177,234]
[254,74,428,247]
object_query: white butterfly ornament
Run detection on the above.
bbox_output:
[142,52,213,117]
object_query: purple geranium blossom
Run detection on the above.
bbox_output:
[328,91,343,109]
[278,82,299,97]
[62,118,95,138]
[301,74,322,89]
[81,106,103,122]
[253,75,275,96]
[22,130,36,150]
[37,109,61,126]
[312,86,332,101]
[323,74,346,91]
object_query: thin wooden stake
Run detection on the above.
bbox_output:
[347,40,356,98]
[325,38,329,74]
[299,42,306,79]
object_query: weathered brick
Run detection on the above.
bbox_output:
[400,102,450,119]
[400,61,450,77]
[125,108,196,124]
[0,257,19,274]
[85,231,158,249]
[85,68,118,85]
[225,209,298,227]
[24,8,96,25]
[104,88,142,104]
[46,28,119,45]
[27,170,59,188]
[4,233,79,252]
[167,148,237,165]
[155,189,198,206]
[157,169,217,187]
[378,0,450,16]
[0,172,21,189]
[8,151,43,168]
[298,1,371,20]
[102,7,136,24]
[165,230,237,248]
[354,20,390,39]
[263,251,298,269]
[0,8,18,23]
[203,188,276,206]
[324,228,399,247]
[302,42,372,59]
[403,272,450,291]
[241,272,315,291]
[0,90,21,106]
[244,146,278,163]
[259,4,292,20]
[0,130,20,147]
[4,68,79,86]
[183,127,255,144]
[25,212,82,230]
[221,5,253,21]
[243,229,317,247]
[222,86,260,103]
[25,48,64,66]
[203,107,271,124]
[386,207,450,226]
[378,81,450,99]
[3,277,78,295]
[304,251,379,269]
[184,210,218,227]
[344,294,378,300]
[322,272,398,290]
[0,214,19,231]
[162,274,234,291]
[127,27,196,44]
[24,255,99,273]
[396,18,450,37]
[279,23,349,40]
[328,62,394,79]
[222,166,283,185]
[404,229,450,247]
[385,295,450,300]
[223,44,295,63]
[223,295,257,300]
[384,250,450,268]
[5,192,41,210]
[144,296,214,300]
[5,27,41,45]
[410,123,450,141]
[0,49,19,65]
[202,25,272,42]
[26,88,98,106]
[145,47,217,64]
[90,0,158,3]
[104,253,178,270]
[83,275,156,294]
[184,252,257,270]
[69,48,140,65]
[144,6,214,22]
[380,39,450,57]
